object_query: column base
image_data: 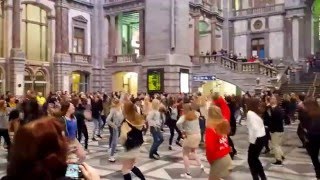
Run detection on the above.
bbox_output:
[53,53,72,92]
[8,48,25,96]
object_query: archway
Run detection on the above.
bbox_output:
[71,71,89,93]
[198,79,244,96]
[34,70,47,95]
[112,72,138,96]
[24,69,33,94]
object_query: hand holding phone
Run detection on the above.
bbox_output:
[79,162,100,180]
[65,163,83,179]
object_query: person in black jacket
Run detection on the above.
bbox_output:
[91,94,103,141]
[269,96,285,166]
[226,96,238,158]
[72,97,89,150]
[262,97,271,154]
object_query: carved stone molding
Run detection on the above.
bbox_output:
[66,0,94,12]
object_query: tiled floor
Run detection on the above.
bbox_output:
[0,121,317,180]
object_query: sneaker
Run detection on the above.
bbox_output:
[149,155,160,160]
[176,141,182,147]
[154,153,160,159]
[200,164,204,170]
[92,138,97,141]
[180,173,192,179]
[108,156,116,162]
[168,146,172,150]
[272,160,283,166]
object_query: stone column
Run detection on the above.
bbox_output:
[298,16,305,59]
[9,0,25,96]
[211,18,217,52]
[139,10,145,56]
[292,17,299,62]
[284,17,293,60]
[108,15,116,57]
[12,0,20,49]
[194,15,200,56]
[55,1,69,54]
[53,1,70,92]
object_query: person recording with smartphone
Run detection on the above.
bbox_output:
[2,117,100,180]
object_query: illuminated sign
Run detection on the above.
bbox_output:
[147,69,164,93]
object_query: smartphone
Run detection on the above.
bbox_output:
[65,163,83,179]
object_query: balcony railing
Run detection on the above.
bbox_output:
[70,53,91,64]
[104,0,139,5]
[233,4,285,17]
[113,54,138,63]
[191,55,278,78]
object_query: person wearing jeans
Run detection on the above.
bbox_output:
[105,99,123,162]
[269,96,285,165]
[167,101,182,150]
[91,95,103,141]
[147,99,164,159]
[246,98,267,180]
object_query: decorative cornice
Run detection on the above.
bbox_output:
[72,15,88,23]
[66,0,94,12]
[104,1,144,15]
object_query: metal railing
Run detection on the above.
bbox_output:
[233,4,284,17]
[191,55,278,78]
[70,53,91,64]
[308,73,319,97]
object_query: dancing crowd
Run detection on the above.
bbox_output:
[0,89,319,180]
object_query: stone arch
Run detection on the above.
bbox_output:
[34,67,50,81]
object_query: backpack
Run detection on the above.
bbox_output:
[165,107,173,125]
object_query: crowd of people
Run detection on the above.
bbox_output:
[0,89,318,180]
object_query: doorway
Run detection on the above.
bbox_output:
[71,72,89,93]
[112,72,138,96]
[251,38,265,58]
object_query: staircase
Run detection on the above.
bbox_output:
[280,72,320,95]
[191,55,281,93]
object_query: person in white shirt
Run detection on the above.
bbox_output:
[246,98,267,180]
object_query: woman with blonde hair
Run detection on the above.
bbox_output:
[106,98,124,162]
[119,101,145,180]
[0,100,11,150]
[147,99,164,159]
[142,95,151,134]
[206,105,232,180]
[177,103,204,179]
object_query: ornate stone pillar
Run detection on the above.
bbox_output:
[284,17,293,60]
[194,15,200,56]
[12,0,20,49]
[292,17,299,62]
[211,17,217,52]
[139,10,145,56]
[108,15,116,57]
[298,16,306,59]
[9,0,25,96]
[55,1,69,54]
[53,1,70,92]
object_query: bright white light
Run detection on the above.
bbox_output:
[180,73,189,93]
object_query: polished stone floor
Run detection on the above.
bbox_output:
[0,121,317,180]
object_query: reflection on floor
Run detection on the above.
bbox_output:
[0,121,317,180]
